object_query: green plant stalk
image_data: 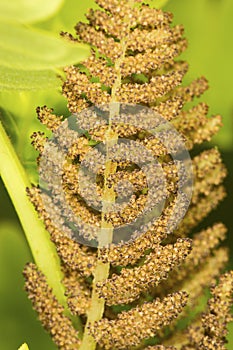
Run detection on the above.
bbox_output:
[18,343,29,350]
[79,2,135,348]
[0,120,83,333]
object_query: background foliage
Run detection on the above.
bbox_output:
[0,0,232,349]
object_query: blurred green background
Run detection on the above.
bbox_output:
[0,0,232,349]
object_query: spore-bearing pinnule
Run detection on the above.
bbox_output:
[38,103,193,248]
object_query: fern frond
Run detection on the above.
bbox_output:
[89,292,188,349]
[23,1,232,349]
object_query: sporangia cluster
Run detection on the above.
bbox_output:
[24,1,232,349]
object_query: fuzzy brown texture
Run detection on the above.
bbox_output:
[23,263,80,350]
[24,1,232,349]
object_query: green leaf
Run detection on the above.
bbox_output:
[0,21,89,90]
[0,21,89,70]
[0,0,64,23]
[0,66,60,90]
[88,139,100,146]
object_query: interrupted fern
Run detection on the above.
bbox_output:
[24,1,232,349]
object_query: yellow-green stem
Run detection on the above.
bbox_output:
[0,121,83,333]
[79,2,135,346]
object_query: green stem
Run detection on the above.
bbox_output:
[80,2,136,348]
[0,121,83,333]
[80,147,117,349]
[79,255,111,349]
